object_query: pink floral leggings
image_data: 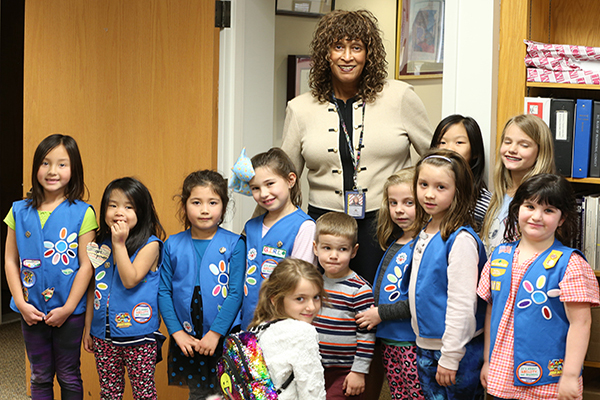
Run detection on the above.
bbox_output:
[382,343,425,400]
[92,337,157,400]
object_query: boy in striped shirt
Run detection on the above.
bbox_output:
[312,212,375,400]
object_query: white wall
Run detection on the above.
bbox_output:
[219,0,276,233]
[442,0,500,183]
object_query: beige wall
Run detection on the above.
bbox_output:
[273,0,443,146]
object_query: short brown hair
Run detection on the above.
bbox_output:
[315,211,358,246]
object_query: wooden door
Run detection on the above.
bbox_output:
[23,0,219,398]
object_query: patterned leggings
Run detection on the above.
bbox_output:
[92,337,158,400]
[382,343,425,400]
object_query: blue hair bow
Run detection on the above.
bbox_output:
[229,148,255,196]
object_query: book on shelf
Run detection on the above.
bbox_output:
[524,97,551,127]
[549,98,575,178]
[572,99,593,178]
[590,101,600,178]
[584,195,599,270]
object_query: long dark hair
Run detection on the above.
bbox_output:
[28,134,86,208]
[96,177,165,255]
[505,174,577,245]
[177,170,229,229]
[430,114,487,195]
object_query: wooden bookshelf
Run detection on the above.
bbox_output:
[498,1,600,389]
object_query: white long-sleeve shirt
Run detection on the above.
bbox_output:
[258,319,326,400]
[408,230,482,370]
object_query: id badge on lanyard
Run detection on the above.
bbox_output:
[345,190,366,219]
[333,95,366,219]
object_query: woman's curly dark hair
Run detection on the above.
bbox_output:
[309,9,388,104]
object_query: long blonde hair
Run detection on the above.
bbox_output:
[376,168,415,250]
[481,114,556,246]
[249,259,327,329]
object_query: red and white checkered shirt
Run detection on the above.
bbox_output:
[477,248,599,400]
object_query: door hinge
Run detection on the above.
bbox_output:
[215,1,231,29]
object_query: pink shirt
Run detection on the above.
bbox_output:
[477,248,599,400]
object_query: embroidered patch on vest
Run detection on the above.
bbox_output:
[44,227,78,266]
[248,248,257,261]
[547,358,563,377]
[61,268,74,275]
[543,250,562,269]
[183,321,193,333]
[491,267,506,277]
[491,259,509,268]
[21,270,36,288]
[25,231,31,238]
[262,245,286,259]
[395,252,407,264]
[491,281,501,291]
[211,260,229,298]
[86,242,111,269]
[116,313,132,328]
[42,287,54,301]
[261,259,278,279]
[132,303,153,324]
[23,287,29,302]
[516,361,542,385]
[498,245,512,254]
[22,259,41,269]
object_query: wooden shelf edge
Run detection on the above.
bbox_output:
[585,360,600,368]
[566,178,600,184]
[595,270,600,278]
[526,82,600,90]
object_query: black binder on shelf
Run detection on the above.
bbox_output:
[550,98,575,177]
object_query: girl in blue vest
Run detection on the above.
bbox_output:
[82,177,165,400]
[356,168,425,399]
[158,170,245,400]
[4,134,97,400]
[477,174,599,400]
[408,148,487,400]
[232,148,315,330]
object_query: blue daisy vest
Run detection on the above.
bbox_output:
[373,240,416,341]
[90,236,162,339]
[489,240,578,386]
[241,208,312,329]
[166,228,241,336]
[11,199,90,315]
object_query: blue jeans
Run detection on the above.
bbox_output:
[416,334,485,400]
[21,313,85,400]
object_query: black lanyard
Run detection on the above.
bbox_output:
[332,95,366,191]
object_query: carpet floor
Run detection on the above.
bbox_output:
[0,320,28,399]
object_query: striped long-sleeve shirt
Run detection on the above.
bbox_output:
[313,272,375,374]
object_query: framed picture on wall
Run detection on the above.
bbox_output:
[396,0,444,79]
[287,55,312,102]
[276,0,335,18]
